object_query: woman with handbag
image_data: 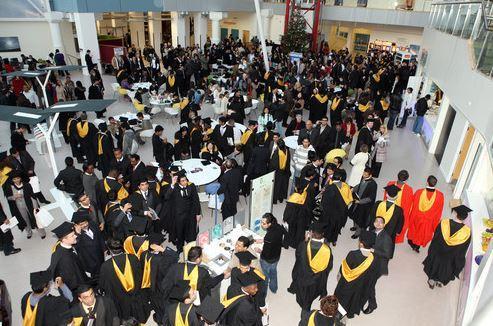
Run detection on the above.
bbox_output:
[371,125,390,178]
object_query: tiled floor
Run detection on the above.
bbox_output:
[0,72,459,325]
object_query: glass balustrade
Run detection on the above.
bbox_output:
[262,0,433,11]
[430,1,493,78]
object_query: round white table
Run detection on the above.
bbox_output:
[284,135,299,150]
[171,158,222,186]
[131,82,152,91]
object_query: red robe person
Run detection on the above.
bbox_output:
[384,181,414,243]
[407,188,444,248]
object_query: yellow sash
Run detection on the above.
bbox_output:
[112,255,135,292]
[104,202,118,216]
[66,118,74,137]
[278,149,287,170]
[441,219,471,246]
[180,98,189,110]
[264,72,270,80]
[103,178,129,201]
[190,127,199,140]
[221,293,247,308]
[337,182,353,206]
[97,133,104,155]
[23,295,38,326]
[376,201,396,224]
[168,75,175,88]
[380,99,390,111]
[341,253,374,282]
[51,240,61,253]
[418,190,437,212]
[315,94,328,104]
[331,97,341,111]
[253,268,266,281]
[183,264,199,291]
[307,241,331,274]
[358,103,371,112]
[394,183,404,207]
[72,317,83,326]
[287,185,309,205]
[141,254,152,288]
[155,182,161,195]
[277,79,284,87]
[0,166,12,186]
[77,121,89,138]
[175,303,193,326]
[264,131,269,142]
[308,311,317,326]
[123,236,149,259]
[240,129,253,145]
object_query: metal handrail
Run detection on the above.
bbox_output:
[481,0,493,31]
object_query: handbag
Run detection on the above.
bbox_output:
[34,208,54,228]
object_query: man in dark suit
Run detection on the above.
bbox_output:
[11,126,28,151]
[72,211,105,280]
[8,147,35,179]
[355,118,374,154]
[246,136,270,180]
[297,120,320,146]
[327,121,347,151]
[152,125,166,164]
[350,167,378,239]
[365,216,393,314]
[212,116,235,157]
[129,154,147,192]
[314,117,331,158]
[128,179,161,221]
[54,157,84,197]
[218,160,243,220]
[111,200,149,242]
[112,148,131,181]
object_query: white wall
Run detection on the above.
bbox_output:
[440,108,468,182]
[59,20,78,64]
[369,25,423,46]
[0,21,52,60]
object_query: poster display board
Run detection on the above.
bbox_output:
[249,171,275,235]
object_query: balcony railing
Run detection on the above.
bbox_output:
[429,1,493,77]
[263,0,433,11]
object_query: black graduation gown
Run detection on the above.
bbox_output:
[98,253,150,322]
[329,97,345,125]
[96,131,114,177]
[49,245,89,292]
[161,262,224,302]
[158,181,173,235]
[355,127,373,154]
[141,250,179,321]
[212,125,235,157]
[67,117,83,161]
[288,240,332,311]
[221,285,262,326]
[174,133,191,160]
[283,179,316,249]
[321,182,350,243]
[217,168,243,220]
[189,126,203,159]
[76,121,98,165]
[74,221,106,278]
[21,292,70,326]
[3,181,37,232]
[152,134,165,163]
[269,148,291,204]
[368,200,404,242]
[299,310,337,326]
[242,129,257,168]
[95,178,127,213]
[308,95,328,123]
[334,250,379,318]
[67,296,120,326]
[230,268,267,308]
[166,302,200,326]
[246,146,270,180]
[350,178,378,229]
[423,220,471,285]
[102,202,121,239]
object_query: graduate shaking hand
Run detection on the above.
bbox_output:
[223,269,231,279]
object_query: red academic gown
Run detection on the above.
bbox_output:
[384,181,414,243]
[407,188,444,247]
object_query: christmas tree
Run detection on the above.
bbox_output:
[281,10,308,53]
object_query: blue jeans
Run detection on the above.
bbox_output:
[275,121,284,137]
[413,116,424,134]
[387,111,398,130]
[260,258,279,293]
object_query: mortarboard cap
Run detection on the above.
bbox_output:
[294,110,302,116]
[248,120,258,126]
[359,230,376,248]
[71,210,90,224]
[169,165,180,173]
[176,169,187,178]
[148,232,165,245]
[218,116,227,123]
[197,294,225,323]
[128,217,149,236]
[30,270,51,289]
[169,280,191,301]
[310,222,327,234]
[452,205,472,219]
[235,251,256,266]
[203,117,212,125]
[51,221,74,239]
[238,270,261,287]
[366,118,375,123]
[384,184,401,198]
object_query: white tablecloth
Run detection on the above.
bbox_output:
[284,135,299,150]
[131,82,152,90]
[171,158,221,186]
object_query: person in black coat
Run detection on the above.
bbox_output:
[11,126,28,151]
[72,211,105,280]
[112,148,132,182]
[128,179,161,232]
[297,120,320,146]
[0,202,21,256]
[129,154,148,192]
[96,123,114,177]
[54,157,84,196]
[212,117,235,157]
[269,140,291,204]
[7,148,35,180]
[327,121,347,151]
[164,173,201,252]
[285,111,306,137]
[355,119,374,155]
[152,125,166,164]
[217,160,243,220]
[246,136,270,180]
[85,50,95,71]
[66,285,120,326]
[314,117,331,158]
[350,168,378,239]
[76,113,99,165]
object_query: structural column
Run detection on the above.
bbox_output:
[260,9,273,41]
[148,12,163,56]
[209,12,227,45]
[74,13,101,75]
[171,12,187,47]
[45,11,65,54]
[193,12,208,49]
[129,12,146,49]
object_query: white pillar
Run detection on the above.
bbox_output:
[260,9,273,41]
[209,12,227,45]
[45,12,65,54]
[74,13,101,75]
[254,0,269,72]
[148,12,162,56]
[129,13,146,49]
[171,12,187,47]
[193,12,208,49]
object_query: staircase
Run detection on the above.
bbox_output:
[483,0,493,31]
